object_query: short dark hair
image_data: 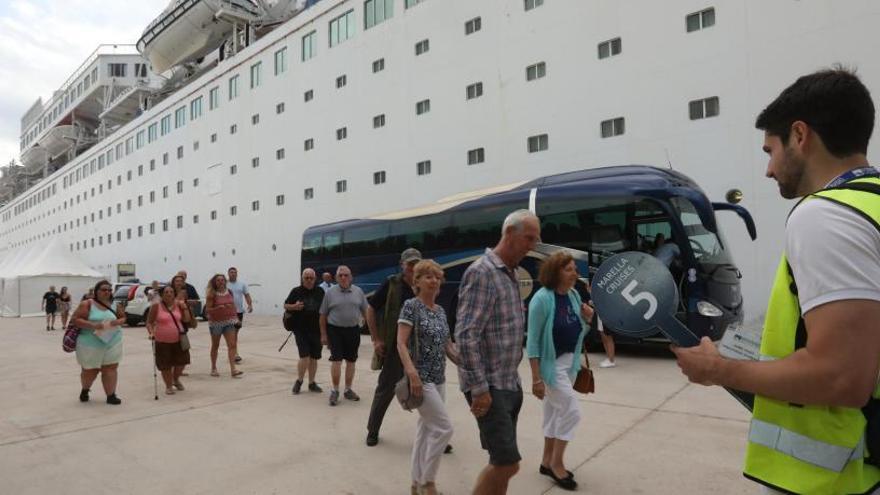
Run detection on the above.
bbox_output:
[755,67,875,157]
[538,251,574,290]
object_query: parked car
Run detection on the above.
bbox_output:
[112,283,137,308]
[123,284,164,326]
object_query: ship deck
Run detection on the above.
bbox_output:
[0,315,752,494]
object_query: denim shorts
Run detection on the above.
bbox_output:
[209,320,237,336]
[465,387,523,466]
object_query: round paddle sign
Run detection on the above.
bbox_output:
[592,251,753,410]
[592,251,698,346]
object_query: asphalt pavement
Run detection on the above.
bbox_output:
[0,315,753,494]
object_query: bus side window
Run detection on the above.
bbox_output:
[343,223,390,257]
[322,232,342,259]
[302,233,322,265]
[636,222,673,251]
[450,204,512,250]
[391,214,452,253]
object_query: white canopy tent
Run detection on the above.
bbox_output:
[0,239,103,317]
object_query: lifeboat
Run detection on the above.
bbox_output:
[20,145,49,173]
[137,0,261,74]
[38,125,78,159]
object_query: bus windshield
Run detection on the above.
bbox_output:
[671,196,734,266]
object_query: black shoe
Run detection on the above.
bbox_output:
[79,389,89,402]
[444,444,453,454]
[106,394,122,405]
[546,469,577,491]
[343,389,360,401]
[540,465,573,479]
[366,432,379,447]
[235,355,242,363]
[292,379,303,395]
[308,382,323,393]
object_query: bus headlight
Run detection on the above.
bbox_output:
[697,301,723,317]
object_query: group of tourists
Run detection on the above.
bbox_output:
[282,210,594,494]
[67,267,252,403]
[41,286,72,331]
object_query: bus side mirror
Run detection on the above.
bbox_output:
[712,202,757,241]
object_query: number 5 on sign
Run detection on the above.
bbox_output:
[591,251,753,410]
[621,280,657,320]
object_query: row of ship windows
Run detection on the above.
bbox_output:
[6,88,721,233]
[57,1,717,190]
[3,92,722,234]
[7,2,719,221]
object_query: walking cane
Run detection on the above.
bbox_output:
[151,338,158,400]
[278,331,294,352]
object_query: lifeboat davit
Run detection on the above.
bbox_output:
[137,0,261,74]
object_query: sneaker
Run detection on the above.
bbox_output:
[308,382,323,393]
[344,389,360,401]
[106,394,122,405]
[292,379,303,395]
[366,432,379,447]
[599,359,616,369]
[329,390,339,406]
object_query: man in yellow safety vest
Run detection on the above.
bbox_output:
[674,68,880,494]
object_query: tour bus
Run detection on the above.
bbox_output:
[300,165,756,343]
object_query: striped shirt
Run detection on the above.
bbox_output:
[455,248,525,395]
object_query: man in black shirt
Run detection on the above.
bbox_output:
[177,270,202,317]
[285,268,325,395]
[365,248,420,446]
[42,286,60,331]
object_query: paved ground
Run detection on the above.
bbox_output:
[0,316,754,494]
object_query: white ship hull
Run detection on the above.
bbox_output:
[5,0,880,324]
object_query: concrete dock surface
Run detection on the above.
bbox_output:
[0,316,753,494]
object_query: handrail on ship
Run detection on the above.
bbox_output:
[21,44,139,130]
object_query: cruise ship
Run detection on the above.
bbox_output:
[1,0,879,322]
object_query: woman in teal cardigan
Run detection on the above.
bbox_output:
[527,251,594,491]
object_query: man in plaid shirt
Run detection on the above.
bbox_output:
[456,209,541,494]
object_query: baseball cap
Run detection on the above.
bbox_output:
[400,248,423,263]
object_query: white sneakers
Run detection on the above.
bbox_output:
[599,358,617,369]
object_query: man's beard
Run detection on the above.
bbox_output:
[778,147,807,199]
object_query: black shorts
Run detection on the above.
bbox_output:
[45,305,57,315]
[154,341,191,371]
[294,328,322,360]
[465,387,523,466]
[327,324,360,362]
[236,312,244,329]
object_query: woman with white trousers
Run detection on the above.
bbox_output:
[527,251,594,491]
[397,259,459,495]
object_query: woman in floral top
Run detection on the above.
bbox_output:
[398,260,459,495]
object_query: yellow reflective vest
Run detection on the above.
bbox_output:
[744,177,880,494]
